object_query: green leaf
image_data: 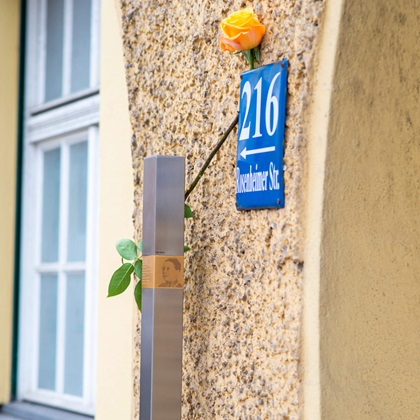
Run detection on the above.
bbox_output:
[134,259,142,279]
[184,204,193,219]
[134,280,142,312]
[137,239,143,254]
[184,245,191,252]
[116,239,138,260]
[107,263,134,297]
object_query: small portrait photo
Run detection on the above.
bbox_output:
[157,257,183,288]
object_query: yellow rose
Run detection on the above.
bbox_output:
[219,9,266,53]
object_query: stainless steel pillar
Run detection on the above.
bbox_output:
[141,156,185,420]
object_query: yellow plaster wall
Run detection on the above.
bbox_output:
[320,0,420,417]
[303,1,345,418]
[120,0,325,417]
[95,1,135,418]
[0,0,20,404]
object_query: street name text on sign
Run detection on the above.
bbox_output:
[236,60,288,210]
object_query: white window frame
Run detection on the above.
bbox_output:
[18,0,100,415]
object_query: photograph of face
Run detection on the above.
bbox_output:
[158,257,183,288]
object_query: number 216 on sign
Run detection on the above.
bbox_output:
[236,60,288,210]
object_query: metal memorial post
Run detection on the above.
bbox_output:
[141,156,185,420]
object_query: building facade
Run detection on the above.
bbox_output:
[0,0,419,418]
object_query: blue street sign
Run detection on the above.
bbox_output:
[236,60,288,210]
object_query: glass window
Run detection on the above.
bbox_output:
[45,0,64,102]
[43,0,94,104]
[67,141,88,262]
[18,0,99,415]
[41,148,61,263]
[71,0,92,94]
[64,273,85,397]
[38,274,58,391]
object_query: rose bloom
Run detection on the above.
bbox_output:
[219,9,266,53]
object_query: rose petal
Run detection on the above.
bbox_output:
[221,9,257,37]
[219,36,242,52]
[225,26,265,51]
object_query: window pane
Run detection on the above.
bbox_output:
[67,142,88,262]
[71,0,92,93]
[64,273,85,397]
[38,274,58,391]
[41,148,61,263]
[45,0,64,102]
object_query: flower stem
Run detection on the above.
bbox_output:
[241,50,255,69]
[250,52,255,69]
[185,113,239,201]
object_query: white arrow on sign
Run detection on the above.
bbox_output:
[240,146,276,159]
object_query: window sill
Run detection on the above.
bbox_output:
[0,402,93,420]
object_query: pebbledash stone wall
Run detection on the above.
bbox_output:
[119,0,325,418]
